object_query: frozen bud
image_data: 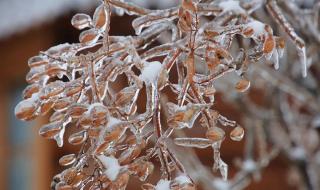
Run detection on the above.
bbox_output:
[40,100,55,115]
[88,127,101,138]
[129,159,154,181]
[230,126,244,141]
[54,97,72,111]
[68,130,87,145]
[26,66,45,83]
[28,55,49,68]
[206,127,225,142]
[114,86,137,107]
[71,13,92,30]
[235,78,250,92]
[22,84,40,99]
[39,81,65,99]
[168,103,206,129]
[49,111,65,122]
[64,79,83,97]
[45,63,66,77]
[39,121,62,138]
[104,124,126,143]
[89,103,109,126]
[67,104,88,119]
[118,145,143,165]
[78,114,92,129]
[93,4,109,30]
[15,94,39,121]
[79,28,100,45]
[59,154,76,166]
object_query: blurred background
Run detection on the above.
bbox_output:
[0,0,304,189]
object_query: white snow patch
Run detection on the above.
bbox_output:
[155,179,171,190]
[175,175,191,185]
[139,61,163,84]
[245,20,266,36]
[213,179,230,190]
[290,147,306,160]
[242,159,256,172]
[97,155,121,181]
[219,0,245,14]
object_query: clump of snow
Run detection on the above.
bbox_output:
[212,179,230,190]
[290,147,306,160]
[245,20,266,36]
[219,0,245,14]
[97,155,121,181]
[242,159,256,172]
[139,61,163,84]
[175,175,191,185]
[155,179,171,190]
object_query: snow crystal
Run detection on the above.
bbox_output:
[97,155,121,181]
[139,61,163,84]
[219,0,245,14]
[155,179,171,190]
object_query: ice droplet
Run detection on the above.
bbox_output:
[230,126,244,141]
[59,154,76,166]
[68,130,87,145]
[79,28,100,45]
[71,13,92,30]
[15,93,39,121]
[235,78,250,92]
[206,127,225,142]
[93,4,109,30]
